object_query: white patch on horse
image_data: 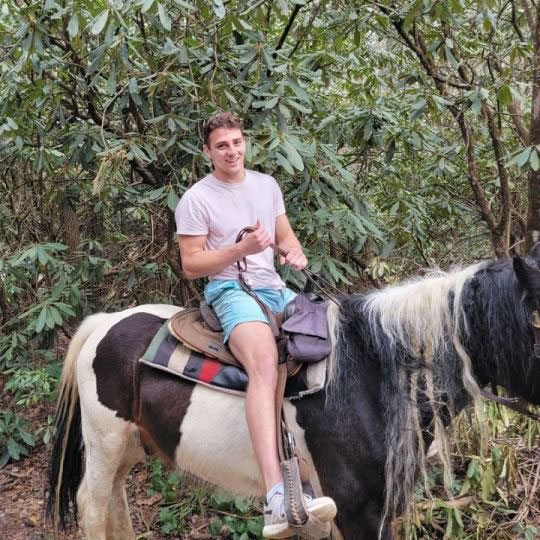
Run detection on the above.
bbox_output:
[176,387,323,497]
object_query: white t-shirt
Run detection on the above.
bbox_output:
[175,169,286,289]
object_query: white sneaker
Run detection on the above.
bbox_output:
[262,491,337,539]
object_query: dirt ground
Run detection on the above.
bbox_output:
[0,375,177,540]
[0,441,167,540]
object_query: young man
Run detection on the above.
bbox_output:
[175,112,336,538]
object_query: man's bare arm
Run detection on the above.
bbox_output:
[178,221,273,279]
[178,235,245,279]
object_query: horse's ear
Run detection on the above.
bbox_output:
[513,256,540,300]
[530,241,540,262]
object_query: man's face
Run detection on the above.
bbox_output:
[204,127,246,182]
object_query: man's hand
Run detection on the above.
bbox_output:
[241,219,272,256]
[279,246,308,271]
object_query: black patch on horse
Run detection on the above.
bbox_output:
[94,312,196,461]
[94,312,163,421]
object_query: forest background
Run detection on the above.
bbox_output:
[1,0,540,538]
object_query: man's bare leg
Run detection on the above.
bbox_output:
[228,321,282,491]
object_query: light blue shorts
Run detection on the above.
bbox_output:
[204,280,296,342]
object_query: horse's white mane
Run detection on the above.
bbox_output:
[324,300,341,395]
[363,263,484,356]
[326,263,486,398]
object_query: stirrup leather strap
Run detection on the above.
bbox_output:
[275,364,330,539]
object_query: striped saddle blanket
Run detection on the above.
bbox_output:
[139,320,327,399]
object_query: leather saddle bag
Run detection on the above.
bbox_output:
[281,293,331,363]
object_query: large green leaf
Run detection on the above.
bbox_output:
[91,10,109,35]
[158,3,172,31]
[282,141,304,171]
[67,14,79,37]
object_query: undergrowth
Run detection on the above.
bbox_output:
[0,351,58,468]
[398,402,540,539]
[147,459,265,539]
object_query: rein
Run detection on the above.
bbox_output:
[479,388,540,421]
[235,226,345,305]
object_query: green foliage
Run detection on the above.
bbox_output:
[4,362,60,406]
[0,411,36,468]
[3,0,532,310]
[147,460,263,537]
[0,331,30,369]
[207,493,264,539]
[147,459,183,503]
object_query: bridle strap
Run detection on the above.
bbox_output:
[532,310,540,360]
[479,388,540,421]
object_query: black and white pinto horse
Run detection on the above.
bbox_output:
[47,247,540,539]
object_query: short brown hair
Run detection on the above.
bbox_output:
[203,112,244,146]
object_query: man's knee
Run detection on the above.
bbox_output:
[245,354,278,386]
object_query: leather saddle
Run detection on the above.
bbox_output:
[168,302,301,376]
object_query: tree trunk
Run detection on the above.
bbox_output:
[527,7,540,250]
[61,196,81,260]
[527,171,540,249]
[0,281,8,322]
[165,210,200,307]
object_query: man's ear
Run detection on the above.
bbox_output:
[514,256,540,300]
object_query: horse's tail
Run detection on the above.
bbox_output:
[46,312,110,530]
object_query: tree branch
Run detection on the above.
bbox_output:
[454,111,499,238]
[489,56,529,143]
[507,99,530,144]
[275,4,304,52]
[517,0,536,33]
[483,104,512,245]
[289,2,322,58]
[511,0,526,40]
[525,3,540,248]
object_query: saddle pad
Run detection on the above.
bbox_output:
[139,321,327,399]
